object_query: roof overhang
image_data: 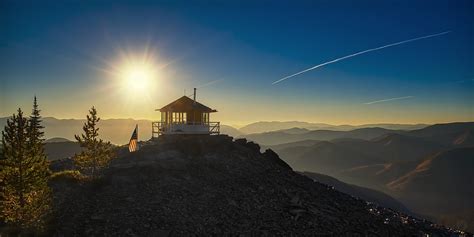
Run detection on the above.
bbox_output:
[156,96,217,113]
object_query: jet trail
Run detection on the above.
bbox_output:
[272,31,451,85]
[364,96,414,105]
[197,79,224,88]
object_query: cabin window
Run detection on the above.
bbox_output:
[171,112,187,123]
[161,112,166,122]
[182,113,187,123]
[202,113,209,123]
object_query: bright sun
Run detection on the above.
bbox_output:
[122,63,154,92]
[101,47,167,103]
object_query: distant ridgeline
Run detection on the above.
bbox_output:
[0,117,430,145]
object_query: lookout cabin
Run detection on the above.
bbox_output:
[152,88,220,137]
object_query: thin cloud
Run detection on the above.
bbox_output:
[364,96,414,105]
[272,31,451,85]
[197,79,224,88]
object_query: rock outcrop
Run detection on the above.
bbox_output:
[49,135,470,236]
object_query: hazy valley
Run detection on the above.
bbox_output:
[262,122,474,232]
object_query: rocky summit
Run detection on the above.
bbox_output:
[50,135,469,236]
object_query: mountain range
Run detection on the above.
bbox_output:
[0,117,429,145]
[239,121,428,134]
[246,127,405,146]
[264,122,474,232]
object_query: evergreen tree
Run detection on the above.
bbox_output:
[26,96,51,228]
[0,108,51,231]
[28,96,45,153]
[74,106,114,178]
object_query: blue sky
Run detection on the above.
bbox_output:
[1,0,473,125]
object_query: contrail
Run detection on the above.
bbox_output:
[197,79,224,88]
[272,31,451,85]
[364,96,414,105]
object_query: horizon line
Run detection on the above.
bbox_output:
[2,115,473,127]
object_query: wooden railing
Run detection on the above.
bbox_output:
[209,122,220,134]
[152,121,220,137]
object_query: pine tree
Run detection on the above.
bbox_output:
[26,96,52,228]
[74,106,114,178]
[28,96,45,153]
[0,107,51,231]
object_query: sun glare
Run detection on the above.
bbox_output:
[99,46,173,108]
[102,48,164,97]
[122,63,154,91]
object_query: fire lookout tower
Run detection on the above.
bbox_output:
[152,88,220,137]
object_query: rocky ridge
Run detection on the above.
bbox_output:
[50,135,470,236]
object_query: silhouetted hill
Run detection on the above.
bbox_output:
[300,171,412,215]
[239,121,428,134]
[243,131,303,145]
[408,122,474,146]
[371,133,445,162]
[354,123,428,131]
[277,141,383,176]
[262,139,321,151]
[220,125,244,137]
[45,137,72,143]
[388,147,474,207]
[282,137,421,190]
[277,127,311,134]
[388,147,474,232]
[268,123,468,179]
[245,127,400,145]
[44,141,82,160]
[191,121,470,147]
[239,121,331,134]
[338,127,402,140]
[48,135,465,236]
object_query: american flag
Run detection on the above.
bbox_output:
[128,125,138,152]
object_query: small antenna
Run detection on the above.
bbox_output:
[193,88,196,103]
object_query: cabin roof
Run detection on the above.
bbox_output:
[157,96,217,113]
